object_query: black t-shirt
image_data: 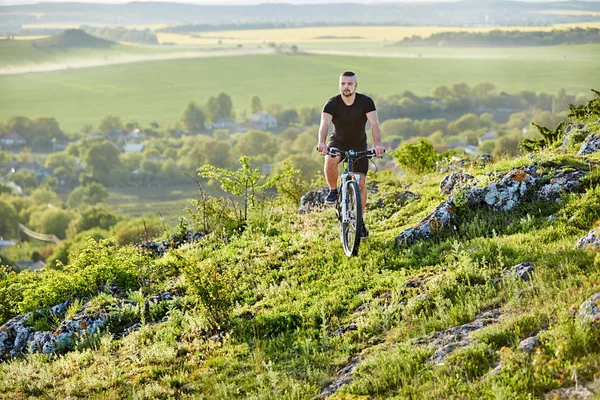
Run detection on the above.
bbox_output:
[322,93,376,149]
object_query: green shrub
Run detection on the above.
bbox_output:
[184,255,235,330]
[112,217,164,245]
[473,326,517,350]
[390,138,450,174]
[443,345,497,380]
[561,185,600,229]
[18,238,150,313]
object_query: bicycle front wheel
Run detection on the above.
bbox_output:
[341,180,362,257]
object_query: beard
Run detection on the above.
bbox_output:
[342,89,354,97]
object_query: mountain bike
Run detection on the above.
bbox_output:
[327,148,378,257]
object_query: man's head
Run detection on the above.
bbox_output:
[339,71,357,98]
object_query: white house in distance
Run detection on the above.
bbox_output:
[247,112,277,130]
[0,132,26,147]
[124,143,145,154]
[478,130,498,146]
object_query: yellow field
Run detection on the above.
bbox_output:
[21,23,79,29]
[538,10,600,16]
[156,22,600,45]
[12,35,49,40]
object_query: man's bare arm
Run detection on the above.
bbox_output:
[317,112,333,155]
[366,110,385,157]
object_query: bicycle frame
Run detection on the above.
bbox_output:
[338,151,363,224]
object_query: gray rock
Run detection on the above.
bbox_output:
[210,332,225,342]
[320,355,364,398]
[578,133,600,155]
[420,309,501,364]
[547,215,558,222]
[536,170,586,201]
[575,228,600,251]
[577,292,600,324]
[440,172,474,195]
[0,288,180,360]
[487,361,504,376]
[511,262,535,282]
[394,191,420,206]
[545,385,594,399]
[474,154,494,167]
[395,200,457,248]
[562,123,589,149]
[518,336,540,353]
[468,166,539,212]
[298,186,330,213]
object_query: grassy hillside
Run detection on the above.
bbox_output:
[1,50,599,132]
[0,36,176,67]
[0,95,599,398]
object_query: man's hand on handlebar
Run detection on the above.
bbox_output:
[374,144,385,158]
[316,142,328,156]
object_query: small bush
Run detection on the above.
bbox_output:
[390,138,451,174]
[443,345,497,380]
[473,326,517,350]
[184,255,235,330]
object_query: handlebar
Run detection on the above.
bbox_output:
[326,148,381,159]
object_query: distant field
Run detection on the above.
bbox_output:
[106,184,199,222]
[538,10,600,16]
[302,42,600,61]
[1,51,598,132]
[155,22,600,45]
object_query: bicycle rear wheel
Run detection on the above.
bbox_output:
[341,180,362,257]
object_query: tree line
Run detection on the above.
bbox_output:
[395,28,600,47]
[79,25,158,45]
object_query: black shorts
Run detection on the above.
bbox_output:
[328,140,369,175]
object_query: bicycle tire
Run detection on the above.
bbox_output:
[341,180,362,257]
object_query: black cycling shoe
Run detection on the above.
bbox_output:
[361,221,369,239]
[325,188,338,205]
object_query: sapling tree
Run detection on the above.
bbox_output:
[197,156,275,224]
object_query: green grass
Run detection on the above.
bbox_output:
[0,38,177,67]
[301,41,600,61]
[1,143,600,397]
[1,50,599,132]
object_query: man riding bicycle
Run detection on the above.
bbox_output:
[316,71,385,239]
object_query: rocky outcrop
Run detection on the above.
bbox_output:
[518,336,541,354]
[536,170,587,202]
[562,123,589,149]
[440,172,474,195]
[545,384,596,399]
[0,287,182,360]
[509,262,535,282]
[396,164,588,248]
[298,186,330,213]
[578,133,600,155]
[395,200,457,248]
[320,355,364,398]
[137,230,206,257]
[577,292,600,324]
[465,166,539,212]
[417,309,501,365]
[575,227,600,251]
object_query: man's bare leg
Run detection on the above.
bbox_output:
[358,173,367,215]
[325,155,341,190]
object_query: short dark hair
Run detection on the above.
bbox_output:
[341,71,356,78]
